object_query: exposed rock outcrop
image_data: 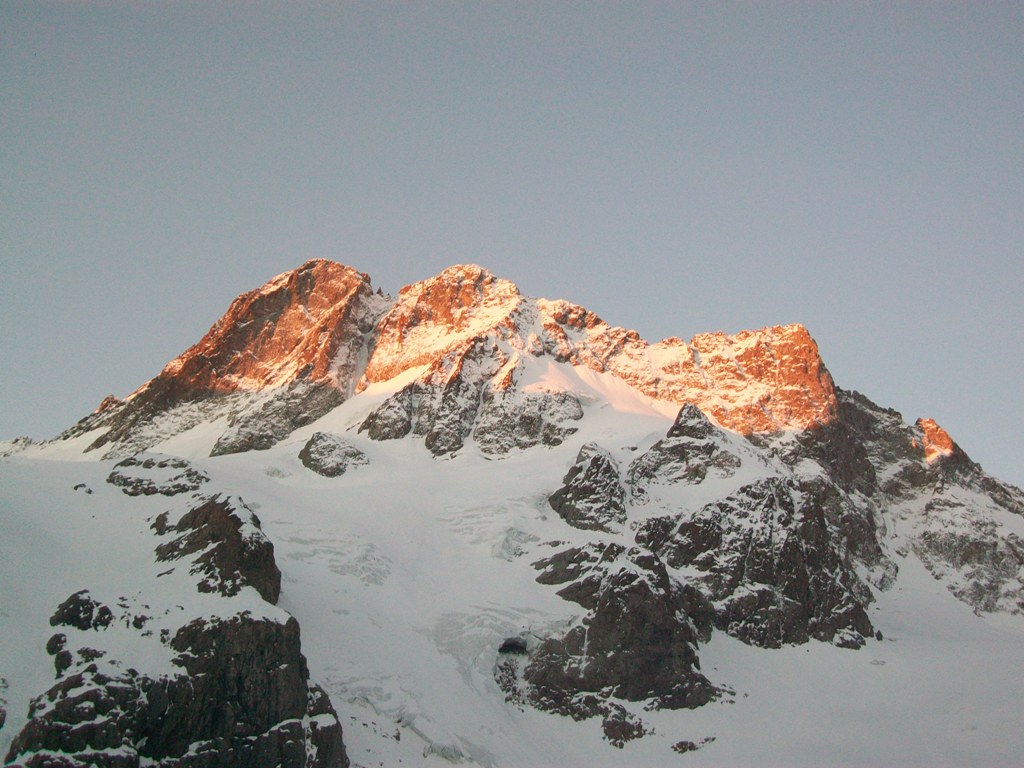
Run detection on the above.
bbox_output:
[106,454,209,497]
[473,388,583,454]
[299,432,368,477]
[794,389,1024,615]
[547,444,627,532]
[55,262,845,461]
[0,436,34,459]
[6,613,347,768]
[636,477,875,648]
[49,591,114,632]
[534,302,837,434]
[62,260,388,458]
[153,494,281,604]
[358,337,506,456]
[6,482,348,768]
[211,381,348,456]
[498,543,715,718]
[628,404,741,496]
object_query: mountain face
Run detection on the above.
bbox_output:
[2,261,1023,767]
[68,261,836,461]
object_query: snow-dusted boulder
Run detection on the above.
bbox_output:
[298,432,368,477]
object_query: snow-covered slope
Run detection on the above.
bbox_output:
[2,262,1022,767]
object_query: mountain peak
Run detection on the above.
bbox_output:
[154,259,376,393]
[362,264,522,385]
[916,417,956,462]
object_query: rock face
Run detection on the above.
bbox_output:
[63,261,841,460]
[211,381,349,457]
[7,614,346,768]
[804,389,1024,615]
[106,453,209,497]
[532,301,837,433]
[628,404,741,495]
[496,542,716,745]
[6,483,348,768]
[636,477,875,648]
[527,543,715,710]
[64,260,389,458]
[493,403,894,730]
[153,494,282,604]
[548,444,627,532]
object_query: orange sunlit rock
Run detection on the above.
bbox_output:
[917,417,956,462]
[120,261,839,436]
[130,260,382,401]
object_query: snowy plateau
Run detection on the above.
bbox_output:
[1,261,1022,768]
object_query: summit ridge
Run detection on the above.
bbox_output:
[65,261,839,458]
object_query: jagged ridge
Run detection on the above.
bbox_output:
[58,261,840,460]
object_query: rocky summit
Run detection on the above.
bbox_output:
[2,261,1022,767]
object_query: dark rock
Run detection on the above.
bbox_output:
[49,591,114,631]
[422,375,483,457]
[360,337,584,457]
[635,477,874,648]
[6,614,349,768]
[473,389,583,454]
[521,543,716,715]
[533,543,605,593]
[298,432,369,477]
[77,648,105,664]
[498,637,529,655]
[150,511,172,535]
[809,389,1024,614]
[914,526,1024,613]
[792,394,881,496]
[359,339,502,457]
[106,454,209,497]
[154,495,281,604]
[54,650,73,677]
[548,443,627,532]
[357,383,420,442]
[600,703,649,748]
[800,476,896,592]
[495,655,526,708]
[667,403,717,440]
[46,633,68,655]
[672,737,715,754]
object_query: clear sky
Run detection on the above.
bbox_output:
[2,3,1022,488]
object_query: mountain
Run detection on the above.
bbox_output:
[2,261,1022,767]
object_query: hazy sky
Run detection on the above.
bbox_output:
[3,3,1022,487]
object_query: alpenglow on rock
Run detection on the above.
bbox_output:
[64,261,841,461]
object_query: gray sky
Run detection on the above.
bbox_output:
[3,3,1022,488]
